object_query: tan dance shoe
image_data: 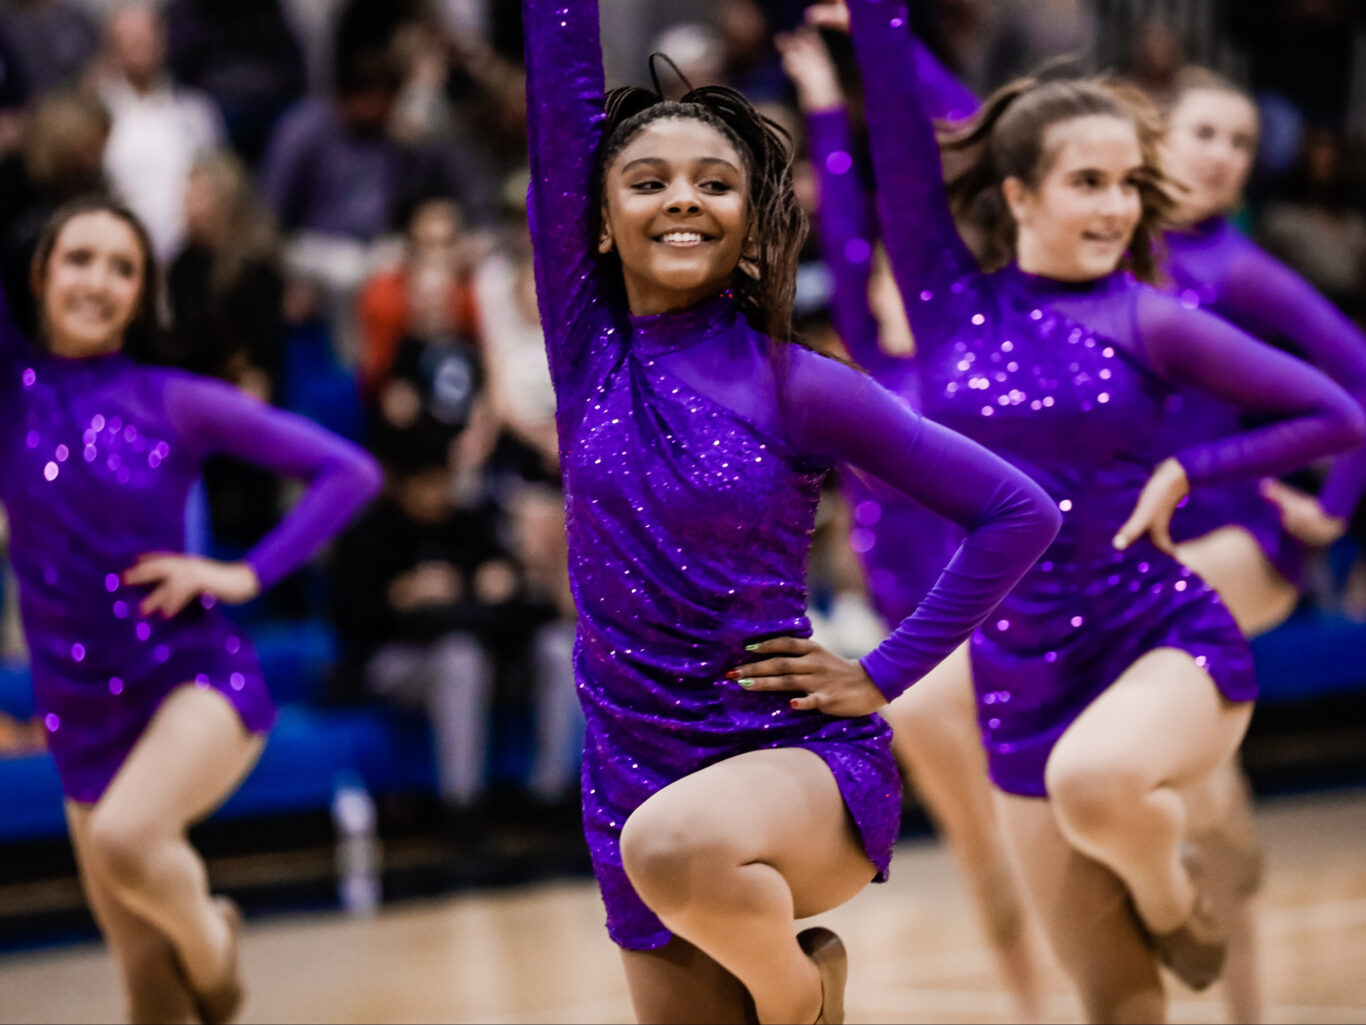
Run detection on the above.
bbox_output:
[797,927,847,1025]
[191,897,244,1025]
[1150,892,1228,991]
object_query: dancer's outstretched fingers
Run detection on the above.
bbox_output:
[121,552,178,587]
[730,637,819,685]
[1114,458,1188,554]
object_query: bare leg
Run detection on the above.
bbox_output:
[995,790,1165,1024]
[1045,649,1252,935]
[1176,525,1289,1024]
[621,936,756,1025]
[83,684,265,1002]
[67,803,198,1025]
[620,747,876,1024]
[882,643,1044,1023]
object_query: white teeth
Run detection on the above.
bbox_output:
[660,232,705,244]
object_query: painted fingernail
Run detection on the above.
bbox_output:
[738,678,754,689]
[725,669,740,680]
[745,643,761,652]
[1112,536,1127,550]
[790,699,801,709]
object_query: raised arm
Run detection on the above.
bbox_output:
[1138,291,1366,490]
[1224,245,1366,521]
[911,33,980,123]
[780,28,888,372]
[806,107,892,373]
[165,375,382,590]
[783,351,1060,700]
[846,0,979,315]
[806,0,979,123]
[522,0,612,393]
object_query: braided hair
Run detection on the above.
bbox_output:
[592,65,808,343]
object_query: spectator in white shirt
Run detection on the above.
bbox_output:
[97,0,223,261]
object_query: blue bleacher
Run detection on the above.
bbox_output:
[1249,610,1366,703]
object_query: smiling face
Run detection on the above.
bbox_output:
[600,117,752,316]
[1162,88,1258,222]
[1005,114,1146,282]
[40,211,147,358]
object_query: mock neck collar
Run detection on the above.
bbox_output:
[1167,214,1231,246]
[999,262,1125,299]
[628,291,740,356]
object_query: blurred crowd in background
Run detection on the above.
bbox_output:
[0,0,1364,821]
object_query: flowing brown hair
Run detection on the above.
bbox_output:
[592,64,808,342]
[940,76,1178,282]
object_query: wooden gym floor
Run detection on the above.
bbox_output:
[2,787,1364,1024]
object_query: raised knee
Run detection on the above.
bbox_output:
[619,811,730,913]
[1047,760,1147,836]
[87,812,156,894]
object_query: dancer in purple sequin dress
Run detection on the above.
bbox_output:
[1151,69,1366,1025]
[523,1,1061,1020]
[1157,70,1366,621]
[1,198,379,1023]
[846,0,1363,1018]
[778,23,1046,1020]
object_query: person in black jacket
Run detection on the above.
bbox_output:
[331,448,562,813]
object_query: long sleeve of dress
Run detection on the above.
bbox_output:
[911,34,980,123]
[847,0,979,335]
[164,374,382,590]
[782,351,1061,700]
[807,107,891,375]
[1136,291,1366,489]
[523,0,611,397]
[1223,247,1366,520]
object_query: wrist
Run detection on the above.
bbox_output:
[800,91,845,113]
[234,561,262,599]
[858,651,901,703]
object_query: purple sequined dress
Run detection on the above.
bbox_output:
[525,0,1061,950]
[877,44,1366,593]
[850,0,1365,797]
[0,292,380,803]
[1158,217,1366,584]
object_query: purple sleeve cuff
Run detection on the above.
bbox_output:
[860,649,908,703]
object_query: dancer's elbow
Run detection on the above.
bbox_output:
[1325,393,1366,452]
[342,449,384,503]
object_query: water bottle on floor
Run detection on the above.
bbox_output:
[332,772,381,915]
